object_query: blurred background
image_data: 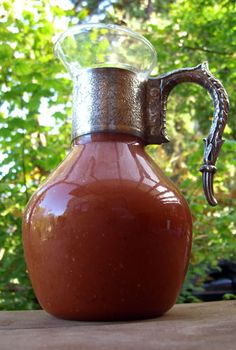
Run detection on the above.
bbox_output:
[0,0,236,310]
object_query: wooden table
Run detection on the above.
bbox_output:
[0,301,235,349]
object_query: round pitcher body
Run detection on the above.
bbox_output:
[23,133,192,320]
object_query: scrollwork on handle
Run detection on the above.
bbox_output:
[146,62,229,206]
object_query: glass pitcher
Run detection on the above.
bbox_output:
[23,24,229,320]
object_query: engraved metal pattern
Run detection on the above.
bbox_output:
[146,62,229,206]
[145,79,169,144]
[72,68,145,141]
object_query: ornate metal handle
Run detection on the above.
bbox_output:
[146,62,229,206]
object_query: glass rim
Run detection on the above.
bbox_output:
[54,23,157,76]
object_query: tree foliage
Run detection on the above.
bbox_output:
[0,0,235,309]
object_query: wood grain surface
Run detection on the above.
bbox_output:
[0,301,235,350]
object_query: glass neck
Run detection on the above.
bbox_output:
[72,132,144,146]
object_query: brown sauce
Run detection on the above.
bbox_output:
[23,133,192,320]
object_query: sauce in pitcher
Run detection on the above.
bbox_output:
[23,133,192,320]
[23,24,228,320]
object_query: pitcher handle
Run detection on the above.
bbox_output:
[146,62,229,206]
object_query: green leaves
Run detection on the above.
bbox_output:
[0,0,71,310]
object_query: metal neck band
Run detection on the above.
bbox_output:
[72,68,146,141]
